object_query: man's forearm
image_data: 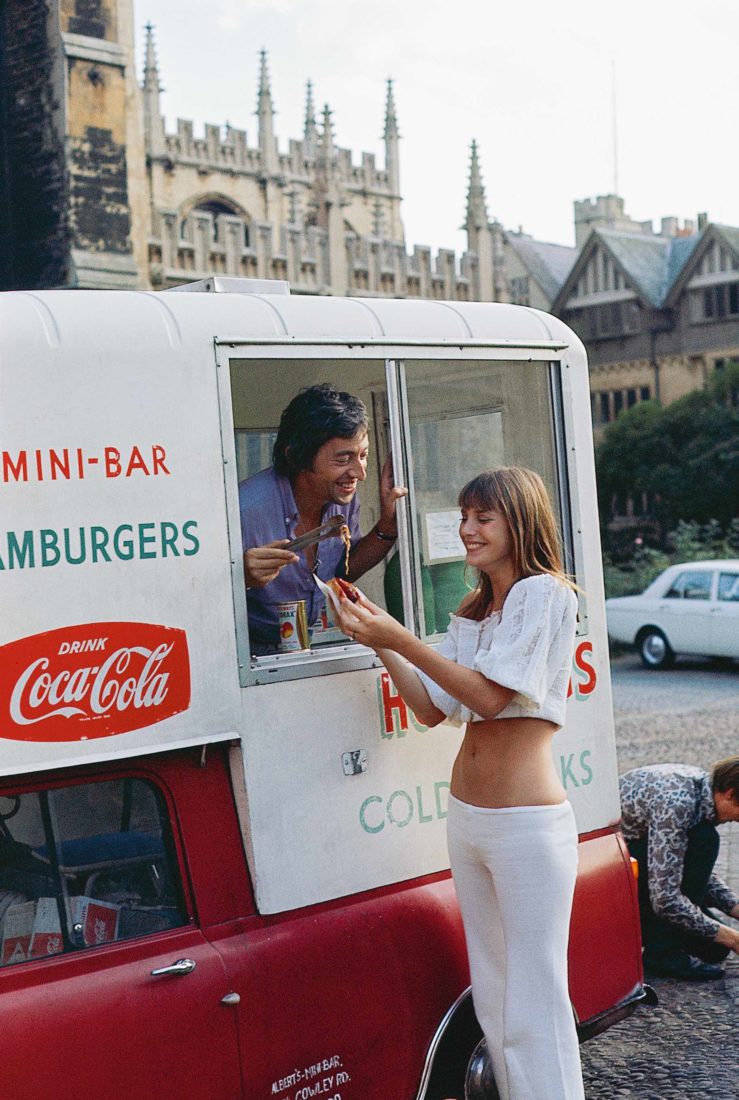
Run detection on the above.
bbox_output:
[705,874,739,918]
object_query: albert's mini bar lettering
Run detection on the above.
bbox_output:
[1,444,170,484]
[0,623,190,742]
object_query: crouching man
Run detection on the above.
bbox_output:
[619,758,739,981]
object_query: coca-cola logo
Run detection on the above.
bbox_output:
[0,623,190,742]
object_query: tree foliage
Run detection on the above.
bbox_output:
[595,362,739,538]
[602,518,739,598]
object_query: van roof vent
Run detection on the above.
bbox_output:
[166,276,290,295]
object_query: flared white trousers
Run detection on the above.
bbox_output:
[447,795,585,1100]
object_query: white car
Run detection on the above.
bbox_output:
[605,559,739,669]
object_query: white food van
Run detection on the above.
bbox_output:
[0,279,648,1100]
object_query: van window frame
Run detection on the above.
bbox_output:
[215,341,586,688]
[0,769,191,968]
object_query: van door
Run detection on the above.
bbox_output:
[0,776,242,1100]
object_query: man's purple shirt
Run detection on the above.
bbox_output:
[239,467,361,647]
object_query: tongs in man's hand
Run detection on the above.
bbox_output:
[285,514,347,552]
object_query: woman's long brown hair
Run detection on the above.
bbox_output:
[455,466,576,621]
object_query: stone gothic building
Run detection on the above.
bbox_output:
[1,0,529,301]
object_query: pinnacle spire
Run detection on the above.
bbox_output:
[304,79,318,157]
[256,49,278,173]
[465,139,489,231]
[305,80,316,131]
[383,79,401,195]
[383,79,399,139]
[143,23,161,93]
[257,49,275,116]
[316,103,340,194]
[319,103,335,160]
[142,23,165,154]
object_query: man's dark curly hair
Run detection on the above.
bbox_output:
[272,383,369,478]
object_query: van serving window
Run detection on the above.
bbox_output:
[224,354,577,685]
[228,358,396,671]
[393,359,568,640]
[0,779,187,967]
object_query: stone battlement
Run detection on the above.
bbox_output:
[155,116,395,195]
[148,206,479,300]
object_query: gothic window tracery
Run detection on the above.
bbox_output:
[181,198,251,247]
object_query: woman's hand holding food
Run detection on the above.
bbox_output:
[335,578,514,722]
[335,587,409,652]
[334,581,446,727]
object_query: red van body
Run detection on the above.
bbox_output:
[0,747,644,1100]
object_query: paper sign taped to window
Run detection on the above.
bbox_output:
[424,510,466,564]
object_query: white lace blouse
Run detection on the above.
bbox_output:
[415,573,577,727]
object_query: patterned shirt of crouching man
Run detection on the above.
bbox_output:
[619,764,739,939]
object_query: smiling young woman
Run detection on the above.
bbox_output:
[334,466,584,1100]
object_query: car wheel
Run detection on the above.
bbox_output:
[638,629,675,670]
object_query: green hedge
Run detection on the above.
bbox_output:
[602,519,739,599]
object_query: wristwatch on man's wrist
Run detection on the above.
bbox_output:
[374,523,397,542]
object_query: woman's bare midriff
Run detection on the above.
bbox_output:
[450,716,566,808]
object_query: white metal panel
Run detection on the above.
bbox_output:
[236,657,618,914]
[0,290,579,352]
[546,312,621,833]
[0,291,243,774]
[239,668,464,913]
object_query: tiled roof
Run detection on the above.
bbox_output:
[505,233,576,302]
[597,231,670,306]
[714,224,739,258]
[664,234,701,297]
[661,224,739,305]
[540,221,739,314]
[594,229,701,307]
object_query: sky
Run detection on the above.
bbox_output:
[133,0,739,256]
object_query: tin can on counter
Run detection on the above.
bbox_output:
[278,600,310,652]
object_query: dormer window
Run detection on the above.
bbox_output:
[701,282,739,320]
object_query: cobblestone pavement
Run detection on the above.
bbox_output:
[579,657,739,1100]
